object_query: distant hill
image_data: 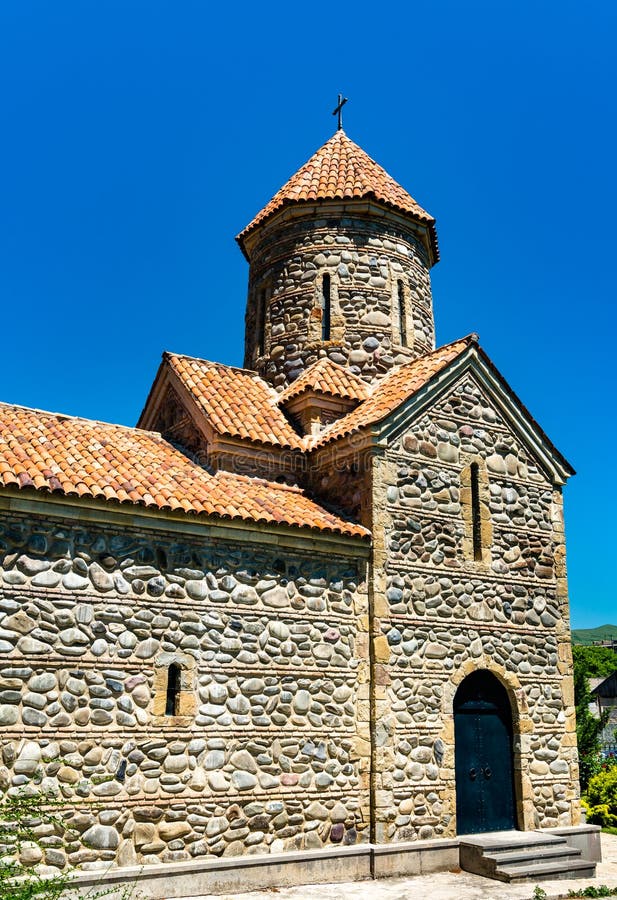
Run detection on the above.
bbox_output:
[572,624,617,645]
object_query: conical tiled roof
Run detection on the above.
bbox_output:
[237,130,438,261]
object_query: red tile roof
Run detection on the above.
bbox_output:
[161,342,473,454]
[0,338,482,539]
[166,353,304,450]
[0,403,368,539]
[309,337,473,448]
[278,358,370,404]
[237,130,438,261]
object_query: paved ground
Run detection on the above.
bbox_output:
[183,832,617,900]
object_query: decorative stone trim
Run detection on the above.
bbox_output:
[459,454,493,567]
[152,651,196,721]
[442,660,534,832]
[391,275,413,353]
[310,268,343,344]
[250,277,273,363]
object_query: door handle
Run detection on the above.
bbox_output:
[483,767,492,780]
[469,768,477,781]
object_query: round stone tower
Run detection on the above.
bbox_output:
[236,130,439,390]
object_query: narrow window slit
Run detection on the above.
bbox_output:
[165,663,181,716]
[470,462,483,561]
[397,280,407,347]
[256,289,267,356]
[321,274,331,341]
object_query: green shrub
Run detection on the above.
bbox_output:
[583,765,617,827]
[0,792,69,900]
[573,651,611,791]
[0,790,138,900]
[566,887,617,898]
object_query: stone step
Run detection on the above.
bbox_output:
[459,831,597,883]
[485,844,579,868]
[460,833,568,855]
[495,858,597,883]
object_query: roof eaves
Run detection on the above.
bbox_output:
[237,195,439,264]
[0,479,370,542]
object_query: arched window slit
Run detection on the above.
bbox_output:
[470,462,483,561]
[256,288,267,356]
[165,663,181,716]
[321,274,331,341]
[397,280,407,347]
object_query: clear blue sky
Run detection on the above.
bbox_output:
[0,2,614,628]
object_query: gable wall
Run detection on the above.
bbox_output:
[0,507,370,872]
[370,372,578,842]
[147,383,210,465]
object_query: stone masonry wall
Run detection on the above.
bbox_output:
[0,512,370,874]
[370,372,578,842]
[244,211,435,389]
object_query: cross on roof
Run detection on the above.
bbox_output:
[332,93,348,131]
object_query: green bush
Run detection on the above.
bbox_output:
[0,792,69,900]
[566,887,617,898]
[0,790,138,900]
[572,645,617,680]
[583,764,617,827]
[574,650,611,791]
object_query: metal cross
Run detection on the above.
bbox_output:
[332,93,348,131]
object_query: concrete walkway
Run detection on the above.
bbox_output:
[183,832,617,900]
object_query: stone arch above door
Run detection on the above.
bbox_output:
[454,669,516,834]
[440,659,535,833]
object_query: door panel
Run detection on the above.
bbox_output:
[455,672,516,835]
[480,708,515,831]
[455,709,483,833]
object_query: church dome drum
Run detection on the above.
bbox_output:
[237,130,439,389]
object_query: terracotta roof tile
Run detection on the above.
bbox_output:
[237,130,438,261]
[0,404,368,539]
[167,354,304,450]
[278,358,370,404]
[309,337,474,448]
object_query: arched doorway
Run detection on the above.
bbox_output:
[454,670,517,834]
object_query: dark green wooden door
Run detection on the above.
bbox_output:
[454,671,516,835]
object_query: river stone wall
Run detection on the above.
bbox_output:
[370,371,578,842]
[243,210,435,389]
[0,513,369,873]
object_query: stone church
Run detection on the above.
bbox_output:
[0,126,598,893]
